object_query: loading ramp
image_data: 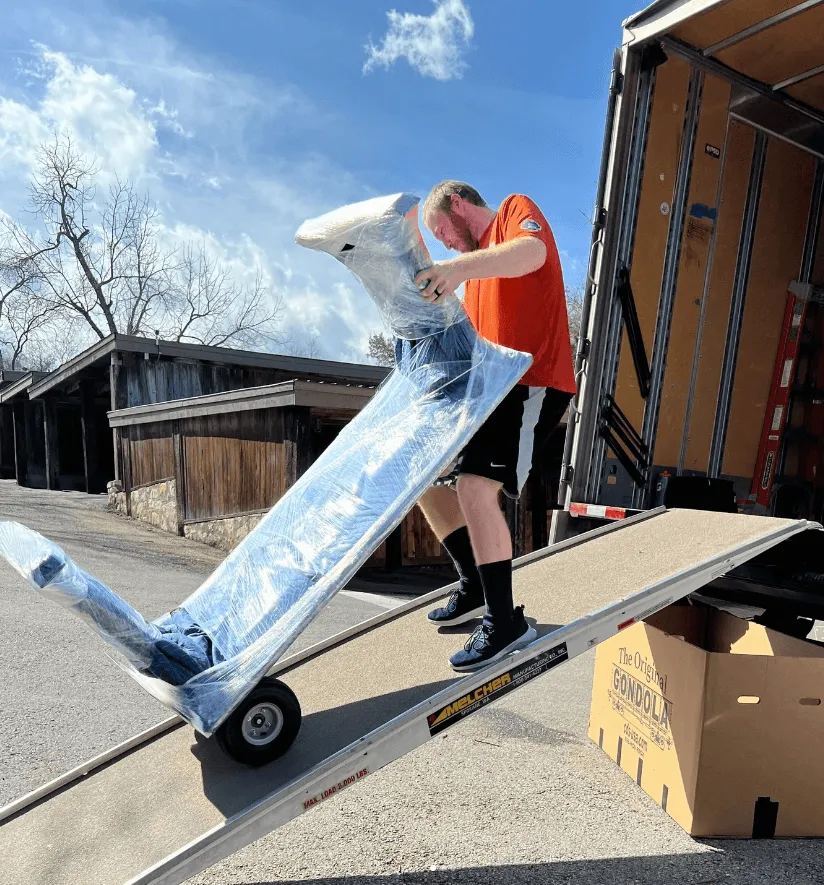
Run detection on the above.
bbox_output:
[0,508,818,885]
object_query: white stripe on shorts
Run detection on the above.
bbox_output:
[515,386,546,493]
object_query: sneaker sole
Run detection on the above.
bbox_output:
[450,624,538,673]
[428,604,486,627]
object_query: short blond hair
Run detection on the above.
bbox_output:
[423,181,488,220]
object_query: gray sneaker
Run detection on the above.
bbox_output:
[427,587,485,626]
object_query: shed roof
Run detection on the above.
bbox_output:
[107,380,375,428]
[0,370,28,388]
[0,372,49,404]
[29,334,390,399]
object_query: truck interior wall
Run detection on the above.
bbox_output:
[681,120,755,474]
[788,74,824,113]
[672,0,800,50]
[653,73,731,470]
[816,196,824,282]
[721,137,816,486]
[775,188,824,517]
[714,6,824,90]
[612,55,691,438]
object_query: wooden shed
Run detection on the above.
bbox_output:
[12,334,388,496]
[0,372,48,486]
[0,371,27,480]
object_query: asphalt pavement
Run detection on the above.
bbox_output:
[0,480,397,804]
[2,480,824,884]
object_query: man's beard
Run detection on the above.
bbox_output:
[456,217,479,252]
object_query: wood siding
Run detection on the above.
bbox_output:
[114,353,322,410]
[182,410,289,522]
[127,424,175,489]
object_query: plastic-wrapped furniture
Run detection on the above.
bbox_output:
[0,193,531,766]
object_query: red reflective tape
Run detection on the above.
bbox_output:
[618,618,636,631]
[569,503,628,520]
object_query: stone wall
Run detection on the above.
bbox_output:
[129,479,179,535]
[183,512,264,552]
[107,480,127,516]
[108,475,263,551]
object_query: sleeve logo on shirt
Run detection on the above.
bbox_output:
[520,219,542,232]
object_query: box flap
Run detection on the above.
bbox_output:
[709,609,824,659]
[646,604,708,646]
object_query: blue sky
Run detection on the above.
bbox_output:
[0,0,641,363]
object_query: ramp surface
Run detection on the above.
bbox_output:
[0,510,803,885]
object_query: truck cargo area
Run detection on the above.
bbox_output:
[560,0,824,541]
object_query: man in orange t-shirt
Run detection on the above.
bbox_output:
[413,180,576,673]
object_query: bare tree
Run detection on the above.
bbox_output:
[164,243,282,348]
[14,315,88,372]
[0,246,39,322]
[303,332,322,359]
[1,296,55,370]
[282,331,323,359]
[114,192,177,336]
[566,283,585,348]
[1,133,284,357]
[366,330,395,366]
[0,239,56,369]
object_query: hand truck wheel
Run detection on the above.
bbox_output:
[215,677,301,767]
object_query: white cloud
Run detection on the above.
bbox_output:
[0,96,46,171]
[0,47,157,180]
[364,0,474,81]
[282,281,382,363]
[147,99,194,139]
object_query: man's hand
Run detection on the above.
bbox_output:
[414,261,465,303]
[414,237,547,303]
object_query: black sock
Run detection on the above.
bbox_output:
[477,559,514,628]
[441,527,483,599]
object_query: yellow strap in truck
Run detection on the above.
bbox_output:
[0,509,816,885]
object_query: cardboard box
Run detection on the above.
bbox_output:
[588,604,824,838]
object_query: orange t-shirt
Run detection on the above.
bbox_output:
[463,194,576,393]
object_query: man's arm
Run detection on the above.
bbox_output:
[414,237,546,302]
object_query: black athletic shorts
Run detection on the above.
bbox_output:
[437,385,572,500]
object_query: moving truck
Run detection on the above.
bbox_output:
[554,0,824,545]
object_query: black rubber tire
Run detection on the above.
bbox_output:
[215,678,302,767]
